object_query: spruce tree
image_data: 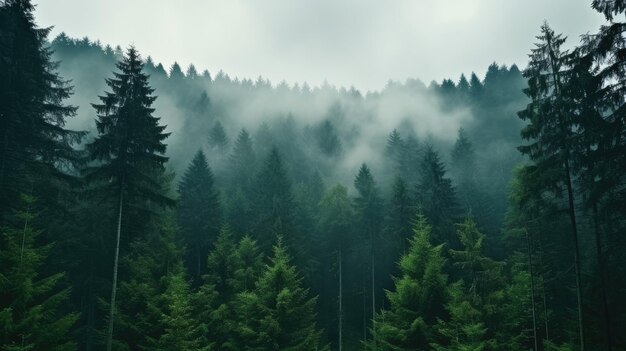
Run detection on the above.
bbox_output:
[370,214,447,350]
[518,23,585,349]
[83,47,172,351]
[234,239,328,350]
[0,195,79,350]
[144,271,209,351]
[415,145,458,246]
[386,177,415,254]
[251,148,297,254]
[208,121,229,150]
[0,0,83,219]
[177,150,221,282]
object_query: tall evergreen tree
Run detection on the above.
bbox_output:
[369,214,447,350]
[251,148,297,254]
[415,145,458,246]
[518,23,586,349]
[386,177,415,254]
[83,47,172,351]
[0,195,79,350]
[177,150,221,282]
[0,0,83,219]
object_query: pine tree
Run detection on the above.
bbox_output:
[415,145,458,246]
[386,177,415,254]
[234,239,328,350]
[0,0,83,219]
[316,120,342,157]
[0,195,79,350]
[518,23,585,349]
[144,271,209,351]
[448,218,506,350]
[225,129,256,235]
[251,148,297,254]
[83,47,172,351]
[177,150,221,282]
[208,121,229,150]
[370,214,447,350]
[432,281,489,351]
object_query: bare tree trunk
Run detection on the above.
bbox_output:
[564,162,585,351]
[106,188,123,351]
[537,238,549,342]
[526,230,539,351]
[339,249,343,351]
[593,205,612,350]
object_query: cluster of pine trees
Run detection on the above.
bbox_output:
[1,0,624,350]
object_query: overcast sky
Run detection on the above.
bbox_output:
[33,0,605,92]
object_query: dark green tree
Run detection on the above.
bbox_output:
[177,150,221,282]
[0,0,83,219]
[83,47,172,351]
[0,195,79,351]
[518,23,585,349]
[415,145,458,246]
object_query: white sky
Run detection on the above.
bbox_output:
[33,0,605,92]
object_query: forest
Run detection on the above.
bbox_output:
[0,0,624,350]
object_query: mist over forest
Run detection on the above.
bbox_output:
[1,1,625,351]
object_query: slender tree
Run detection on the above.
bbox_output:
[518,23,585,350]
[84,47,172,351]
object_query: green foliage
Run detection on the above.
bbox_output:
[84,46,172,208]
[177,150,221,281]
[415,146,458,246]
[0,195,78,351]
[0,0,83,219]
[369,214,447,350]
[234,240,328,350]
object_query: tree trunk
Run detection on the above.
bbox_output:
[338,249,343,351]
[371,234,376,350]
[593,205,612,350]
[106,188,124,351]
[564,161,585,351]
[526,230,539,351]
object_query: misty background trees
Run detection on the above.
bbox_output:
[1,0,625,350]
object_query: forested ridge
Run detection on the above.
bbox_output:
[0,0,624,350]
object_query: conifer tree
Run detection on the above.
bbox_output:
[369,214,447,350]
[0,0,83,219]
[518,23,585,349]
[416,145,458,246]
[386,177,415,254]
[178,150,221,282]
[84,47,172,351]
[144,271,209,351]
[432,281,489,351]
[234,239,328,350]
[0,195,79,350]
[252,148,297,254]
[316,120,342,157]
[208,121,229,150]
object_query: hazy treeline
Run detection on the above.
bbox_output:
[1,0,624,351]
